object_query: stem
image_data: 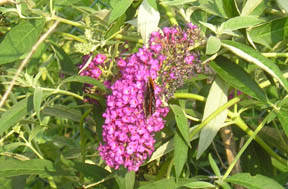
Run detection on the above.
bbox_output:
[0,20,60,109]
[259,72,288,88]
[41,87,83,100]
[223,115,275,179]
[52,15,101,31]
[166,157,174,179]
[189,97,241,140]
[80,109,92,162]
[262,52,288,58]
[173,93,206,102]
[83,175,114,189]
[231,114,287,167]
[115,34,143,44]
[79,109,92,183]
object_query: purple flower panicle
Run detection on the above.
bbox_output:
[80,23,206,171]
[98,48,168,171]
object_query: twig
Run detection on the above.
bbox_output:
[0,20,60,109]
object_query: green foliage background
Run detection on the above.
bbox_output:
[0,0,288,188]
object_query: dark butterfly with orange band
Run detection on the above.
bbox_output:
[143,77,156,118]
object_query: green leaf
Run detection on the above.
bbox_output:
[125,171,135,189]
[105,1,140,40]
[60,75,107,92]
[174,129,188,179]
[0,159,55,177]
[222,0,239,17]
[108,0,133,24]
[137,0,160,44]
[210,56,267,102]
[199,21,217,33]
[160,0,197,6]
[50,42,76,75]
[208,154,221,177]
[206,36,221,55]
[221,40,288,92]
[222,16,264,31]
[240,142,274,177]
[183,181,215,188]
[42,105,82,122]
[248,17,288,48]
[277,0,288,13]
[170,105,190,147]
[33,87,42,122]
[0,97,33,136]
[198,0,229,18]
[137,178,176,189]
[146,0,158,10]
[0,19,45,65]
[72,161,110,182]
[215,180,232,189]
[241,0,263,16]
[197,78,228,159]
[54,0,81,6]
[276,109,288,138]
[225,173,284,189]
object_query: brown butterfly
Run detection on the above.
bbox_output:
[143,77,156,118]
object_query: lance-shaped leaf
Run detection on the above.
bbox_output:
[60,75,107,92]
[248,17,288,48]
[225,173,284,189]
[170,104,190,148]
[137,0,160,44]
[221,40,288,92]
[0,159,55,177]
[222,16,265,31]
[174,129,188,179]
[197,77,228,159]
[0,19,45,64]
[0,97,33,135]
[108,0,133,24]
[210,56,267,103]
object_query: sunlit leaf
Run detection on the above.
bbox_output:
[221,40,288,92]
[209,154,221,177]
[108,0,133,24]
[210,56,267,102]
[222,16,265,31]
[137,0,160,44]
[174,129,188,179]
[183,181,215,188]
[33,87,42,122]
[0,159,55,177]
[276,0,288,13]
[0,19,45,64]
[206,36,221,55]
[248,17,288,48]
[138,178,176,189]
[241,0,263,16]
[197,78,228,159]
[276,109,288,138]
[0,97,33,136]
[225,173,284,189]
[170,104,190,147]
[60,75,107,92]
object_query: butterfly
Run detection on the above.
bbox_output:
[143,77,156,118]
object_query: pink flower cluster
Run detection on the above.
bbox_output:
[149,23,207,98]
[79,54,106,79]
[78,54,107,103]
[98,47,169,171]
[79,23,204,171]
